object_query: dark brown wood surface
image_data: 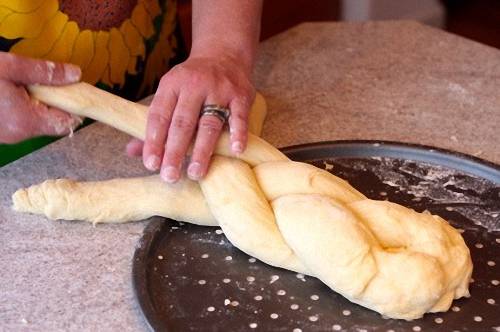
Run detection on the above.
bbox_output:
[443,0,500,49]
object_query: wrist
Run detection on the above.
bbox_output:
[190,39,256,75]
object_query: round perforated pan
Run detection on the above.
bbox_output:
[133,141,500,332]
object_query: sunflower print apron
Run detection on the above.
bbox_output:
[0,0,184,166]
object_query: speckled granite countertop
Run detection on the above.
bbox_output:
[1,21,499,331]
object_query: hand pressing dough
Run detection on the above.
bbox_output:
[14,83,472,320]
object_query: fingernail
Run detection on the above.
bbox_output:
[64,64,81,82]
[161,166,179,183]
[145,155,160,171]
[232,141,244,154]
[187,162,202,180]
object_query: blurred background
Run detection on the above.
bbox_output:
[178,0,500,49]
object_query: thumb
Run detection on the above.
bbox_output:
[0,52,81,86]
[32,101,82,137]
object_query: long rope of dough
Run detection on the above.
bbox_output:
[14,83,472,320]
[28,83,283,166]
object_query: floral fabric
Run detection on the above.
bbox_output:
[0,0,181,99]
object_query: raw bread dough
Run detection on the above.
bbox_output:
[13,175,216,226]
[13,83,472,320]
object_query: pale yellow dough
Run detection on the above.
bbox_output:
[13,83,472,320]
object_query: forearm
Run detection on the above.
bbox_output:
[191,0,263,74]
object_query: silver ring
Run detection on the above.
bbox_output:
[200,104,231,123]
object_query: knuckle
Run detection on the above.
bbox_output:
[170,63,184,74]
[220,76,242,93]
[40,61,56,82]
[231,88,246,100]
[145,128,164,145]
[158,74,173,90]
[148,109,171,126]
[237,87,255,103]
[172,115,196,131]
[165,148,185,164]
[172,64,200,82]
[229,88,254,108]
[231,110,248,122]
[186,72,207,89]
[199,117,222,133]
[146,111,170,142]
[145,119,169,144]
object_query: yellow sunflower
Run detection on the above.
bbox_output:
[0,0,177,93]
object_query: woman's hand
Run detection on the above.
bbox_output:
[139,52,255,183]
[0,52,81,144]
[130,0,263,183]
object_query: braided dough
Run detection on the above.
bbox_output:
[13,83,472,320]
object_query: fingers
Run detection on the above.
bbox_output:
[160,92,205,183]
[0,80,80,143]
[141,56,255,182]
[0,52,81,85]
[228,95,252,154]
[142,80,177,171]
[126,138,144,157]
[147,92,252,183]
[188,97,226,180]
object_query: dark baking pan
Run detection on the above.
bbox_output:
[133,140,500,332]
